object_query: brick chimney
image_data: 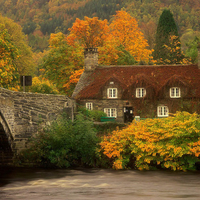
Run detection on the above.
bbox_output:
[84,48,98,71]
[198,43,200,69]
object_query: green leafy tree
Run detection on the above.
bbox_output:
[116,45,137,65]
[185,36,200,63]
[40,32,84,95]
[0,14,35,75]
[153,9,183,64]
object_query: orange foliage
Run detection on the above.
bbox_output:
[67,11,154,64]
[109,10,153,63]
[67,16,109,48]
[100,112,200,171]
[63,69,84,90]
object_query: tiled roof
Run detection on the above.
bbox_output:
[74,64,200,99]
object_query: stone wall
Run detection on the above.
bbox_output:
[0,87,74,153]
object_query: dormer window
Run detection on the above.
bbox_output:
[170,87,181,98]
[107,88,117,98]
[136,88,146,98]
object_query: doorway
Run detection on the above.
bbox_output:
[124,107,134,123]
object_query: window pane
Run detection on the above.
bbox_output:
[171,88,175,96]
[158,106,168,117]
[109,89,112,98]
[136,88,146,98]
[113,89,116,97]
[108,88,117,98]
[86,103,93,110]
[104,108,116,117]
[170,87,180,98]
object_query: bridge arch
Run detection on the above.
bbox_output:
[0,111,13,147]
[0,111,14,164]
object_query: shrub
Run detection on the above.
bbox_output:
[99,112,200,171]
[77,107,106,122]
[20,113,98,168]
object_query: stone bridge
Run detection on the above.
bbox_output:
[0,87,74,164]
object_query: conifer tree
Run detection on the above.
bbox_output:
[153,9,183,64]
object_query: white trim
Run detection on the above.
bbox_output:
[86,102,93,110]
[136,88,146,98]
[107,88,118,98]
[104,108,117,118]
[170,87,181,98]
[157,106,169,117]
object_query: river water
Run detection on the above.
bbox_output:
[0,167,200,200]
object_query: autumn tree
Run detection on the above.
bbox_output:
[158,35,191,64]
[109,10,153,63]
[0,14,35,75]
[40,32,84,96]
[67,11,153,65]
[67,16,109,48]
[0,24,19,90]
[153,9,183,64]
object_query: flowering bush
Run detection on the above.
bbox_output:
[100,112,200,171]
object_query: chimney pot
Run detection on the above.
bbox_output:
[84,48,98,71]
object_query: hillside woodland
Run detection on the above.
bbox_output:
[0,0,199,51]
[0,0,199,94]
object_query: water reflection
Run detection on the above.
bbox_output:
[0,167,200,200]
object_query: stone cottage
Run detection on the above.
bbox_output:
[72,47,200,123]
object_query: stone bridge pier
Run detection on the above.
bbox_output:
[0,87,74,163]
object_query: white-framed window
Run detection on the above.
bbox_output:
[86,102,93,110]
[104,108,117,118]
[107,88,117,98]
[170,87,181,98]
[157,106,169,117]
[136,88,146,98]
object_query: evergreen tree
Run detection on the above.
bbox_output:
[153,9,183,64]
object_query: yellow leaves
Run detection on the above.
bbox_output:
[63,69,84,90]
[157,35,192,65]
[49,32,66,48]
[100,111,200,171]
[109,11,153,63]
[113,159,123,170]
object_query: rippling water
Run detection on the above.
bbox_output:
[0,167,200,200]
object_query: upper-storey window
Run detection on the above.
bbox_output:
[170,87,181,98]
[136,88,146,98]
[86,102,93,110]
[107,88,117,98]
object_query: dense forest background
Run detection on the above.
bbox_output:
[0,0,199,52]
